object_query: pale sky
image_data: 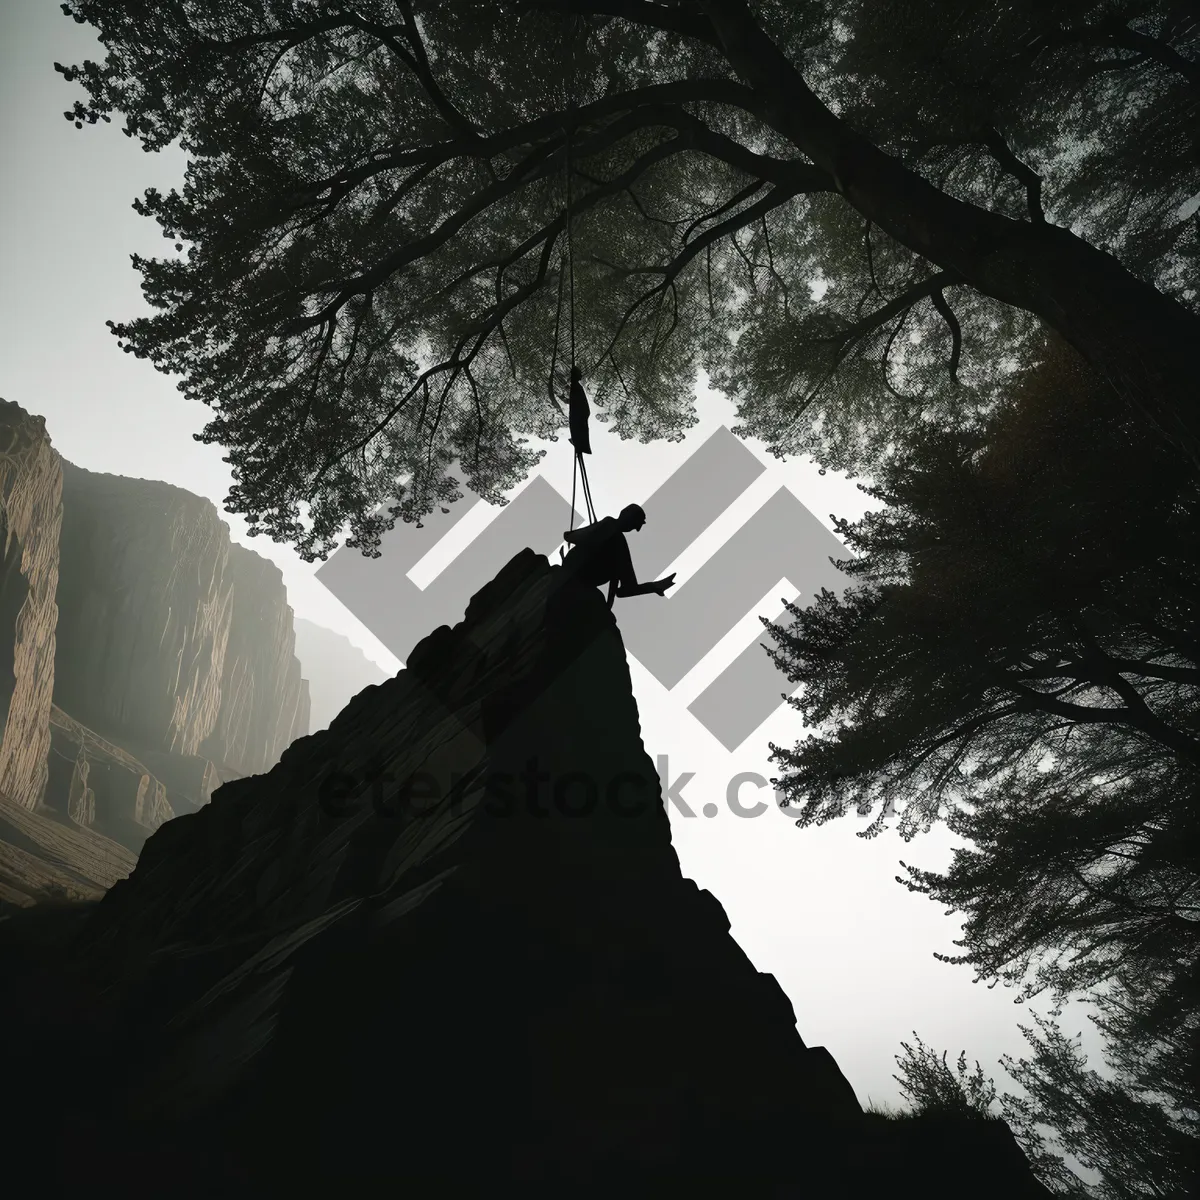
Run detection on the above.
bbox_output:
[1,0,1106,1118]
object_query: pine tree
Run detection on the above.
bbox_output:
[769,334,1199,1194]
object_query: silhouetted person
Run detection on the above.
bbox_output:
[561,503,676,610]
[568,365,591,455]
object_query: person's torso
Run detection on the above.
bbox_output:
[564,519,622,585]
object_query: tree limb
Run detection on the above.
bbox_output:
[975,124,1044,224]
[592,180,808,367]
[311,125,732,483]
[929,286,963,382]
[822,270,964,354]
[1106,656,1200,686]
[682,178,768,244]
[1032,16,1200,92]
[1008,680,1200,766]
[281,78,771,226]
[508,0,721,47]
[287,99,826,337]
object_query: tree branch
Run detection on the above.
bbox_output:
[682,178,767,244]
[392,1,480,136]
[282,78,769,227]
[310,125,729,484]
[1033,17,1200,92]
[929,286,963,382]
[1106,656,1200,686]
[1008,680,1200,767]
[592,180,808,367]
[864,219,888,300]
[821,270,964,354]
[508,0,721,47]
[287,97,824,337]
[975,124,1044,224]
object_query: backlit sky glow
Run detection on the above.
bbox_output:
[1,0,1107,1120]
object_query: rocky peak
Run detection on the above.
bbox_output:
[6,549,1050,1197]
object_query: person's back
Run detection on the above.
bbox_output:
[562,516,623,587]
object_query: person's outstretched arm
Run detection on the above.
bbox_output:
[612,537,677,598]
[616,575,676,598]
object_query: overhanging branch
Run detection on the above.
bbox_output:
[284,95,819,336]
[592,179,811,367]
[507,0,721,47]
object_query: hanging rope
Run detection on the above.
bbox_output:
[562,13,596,536]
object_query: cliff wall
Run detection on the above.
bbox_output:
[0,400,62,812]
[0,401,311,887]
[54,461,234,759]
[53,462,308,781]
[199,543,309,776]
[45,704,175,852]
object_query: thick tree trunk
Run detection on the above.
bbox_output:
[699,0,1200,469]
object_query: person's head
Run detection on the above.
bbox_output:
[570,365,581,382]
[618,503,646,532]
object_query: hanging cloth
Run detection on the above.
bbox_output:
[560,14,597,535]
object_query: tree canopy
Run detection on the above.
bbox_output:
[764,334,1199,1192]
[764,331,1199,988]
[56,0,1200,558]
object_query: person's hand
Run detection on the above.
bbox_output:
[653,573,677,596]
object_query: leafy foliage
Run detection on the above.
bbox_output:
[891,1032,1000,1120]
[54,0,1200,557]
[768,332,1199,1193]
[765,334,1200,999]
[1000,1011,1196,1198]
[891,1016,1197,1197]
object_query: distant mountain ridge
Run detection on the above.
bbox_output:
[292,617,389,733]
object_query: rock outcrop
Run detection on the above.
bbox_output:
[1,550,1050,1197]
[45,705,175,852]
[292,616,387,733]
[0,400,62,812]
[0,791,136,906]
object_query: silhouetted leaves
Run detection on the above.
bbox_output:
[891,1021,1196,1195]
[769,335,1199,1192]
[54,1,1200,556]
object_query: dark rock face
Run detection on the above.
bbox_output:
[4,551,1050,1197]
